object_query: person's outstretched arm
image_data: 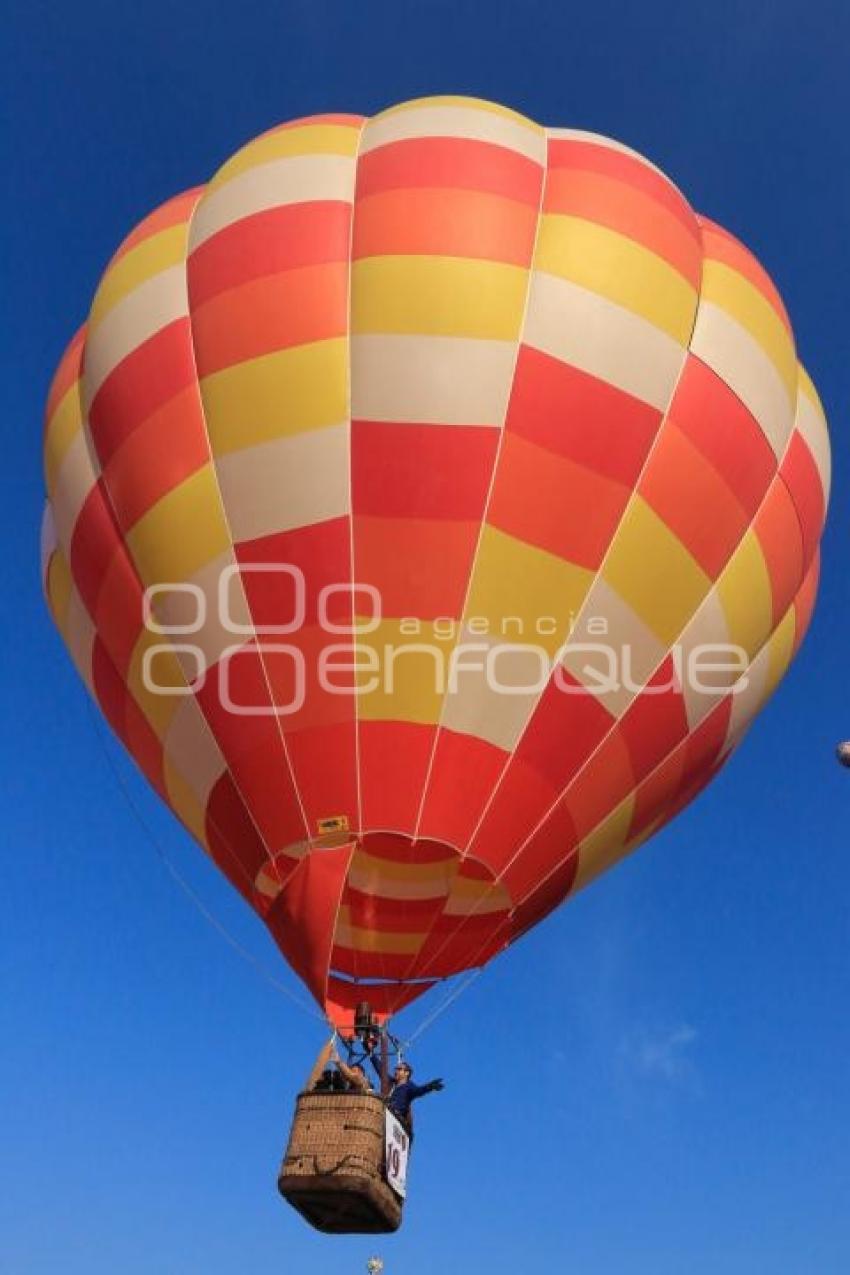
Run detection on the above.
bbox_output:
[409,1078,445,1101]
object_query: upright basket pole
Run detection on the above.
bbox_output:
[379,1023,389,1097]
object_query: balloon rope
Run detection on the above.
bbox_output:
[400,966,485,1050]
[85,702,325,1023]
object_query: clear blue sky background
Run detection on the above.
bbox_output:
[3,2,848,1272]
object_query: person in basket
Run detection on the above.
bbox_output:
[369,1055,444,1137]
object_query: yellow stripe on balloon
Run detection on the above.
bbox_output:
[44,384,84,497]
[348,850,456,899]
[45,548,73,629]
[210,123,362,187]
[351,257,529,340]
[125,629,187,738]
[716,529,773,663]
[199,338,348,454]
[534,214,697,345]
[465,526,594,659]
[355,618,453,725]
[602,497,711,647]
[797,363,822,411]
[573,795,636,892]
[700,260,797,404]
[89,225,188,329]
[763,604,797,701]
[376,93,540,125]
[125,464,231,583]
[794,363,831,500]
[443,872,512,916]
[335,910,425,955]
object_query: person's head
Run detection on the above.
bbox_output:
[351,1063,365,1078]
[394,1061,412,1082]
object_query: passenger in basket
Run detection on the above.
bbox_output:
[369,1056,444,1136]
[337,1059,374,1094]
[305,1040,375,1093]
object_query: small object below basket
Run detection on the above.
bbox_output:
[278,1090,404,1234]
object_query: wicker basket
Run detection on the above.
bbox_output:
[278,1091,404,1234]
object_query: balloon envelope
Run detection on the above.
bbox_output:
[42,97,830,1023]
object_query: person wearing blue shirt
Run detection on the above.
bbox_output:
[369,1057,444,1137]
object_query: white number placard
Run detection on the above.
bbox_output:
[384,1110,410,1198]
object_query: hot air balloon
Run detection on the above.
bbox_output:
[42,96,830,1231]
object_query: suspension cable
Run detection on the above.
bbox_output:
[400,965,485,1050]
[85,702,325,1023]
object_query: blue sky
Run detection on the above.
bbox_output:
[3,2,849,1272]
